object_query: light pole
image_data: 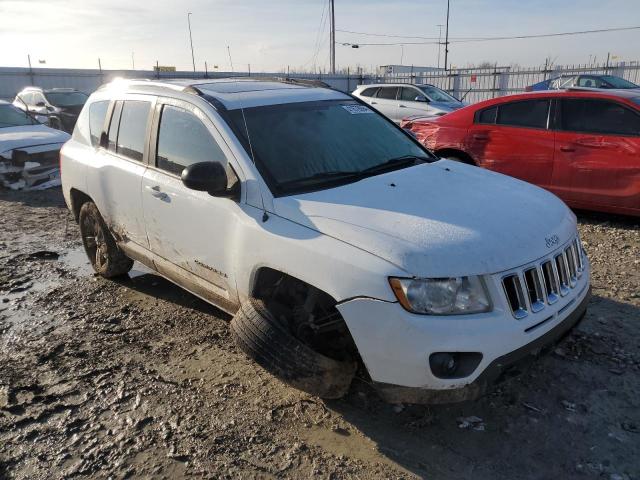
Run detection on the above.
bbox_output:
[187,12,196,74]
[437,24,443,69]
[330,0,336,74]
[444,0,450,71]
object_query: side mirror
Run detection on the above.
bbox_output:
[36,101,46,107]
[181,161,228,196]
[415,96,429,103]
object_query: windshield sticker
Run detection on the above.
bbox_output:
[342,104,373,115]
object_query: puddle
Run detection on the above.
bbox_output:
[60,246,153,279]
[60,246,94,276]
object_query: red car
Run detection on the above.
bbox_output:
[402,89,640,216]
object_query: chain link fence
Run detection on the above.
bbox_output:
[1,62,639,103]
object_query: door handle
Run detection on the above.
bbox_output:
[371,101,377,105]
[145,185,169,200]
[472,133,489,141]
[559,145,575,152]
[399,104,407,108]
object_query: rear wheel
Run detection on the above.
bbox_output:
[79,202,133,278]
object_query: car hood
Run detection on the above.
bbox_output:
[0,125,70,155]
[428,101,463,112]
[273,160,577,277]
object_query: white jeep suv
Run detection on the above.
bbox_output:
[61,78,590,403]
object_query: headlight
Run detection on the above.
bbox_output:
[389,276,491,315]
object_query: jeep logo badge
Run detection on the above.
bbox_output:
[545,234,560,249]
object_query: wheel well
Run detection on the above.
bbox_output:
[434,148,476,165]
[251,268,359,361]
[70,188,92,222]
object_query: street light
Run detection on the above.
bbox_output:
[187,12,196,74]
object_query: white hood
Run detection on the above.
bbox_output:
[0,125,70,155]
[274,160,577,277]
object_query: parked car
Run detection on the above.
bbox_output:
[14,87,89,133]
[527,74,639,92]
[61,78,590,404]
[402,89,640,217]
[0,100,70,190]
[352,83,465,123]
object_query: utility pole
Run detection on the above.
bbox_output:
[187,13,196,74]
[437,24,443,69]
[444,0,450,71]
[131,52,135,70]
[330,0,336,74]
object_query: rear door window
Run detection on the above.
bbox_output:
[89,101,109,147]
[156,104,227,176]
[116,100,151,161]
[496,99,550,129]
[560,99,640,136]
[377,87,398,100]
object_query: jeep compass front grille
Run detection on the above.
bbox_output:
[502,235,586,320]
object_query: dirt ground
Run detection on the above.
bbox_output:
[0,189,638,480]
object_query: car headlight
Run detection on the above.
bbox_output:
[389,276,491,315]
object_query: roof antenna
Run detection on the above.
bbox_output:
[241,108,269,222]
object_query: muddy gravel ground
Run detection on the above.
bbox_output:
[0,189,638,480]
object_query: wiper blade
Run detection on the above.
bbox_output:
[359,155,429,174]
[278,170,362,187]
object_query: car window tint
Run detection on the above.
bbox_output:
[107,101,122,152]
[496,99,549,129]
[476,106,497,124]
[561,99,640,136]
[400,87,424,102]
[377,87,398,100]
[360,87,378,97]
[89,101,109,147]
[156,105,227,176]
[116,100,150,161]
[577,76,606,88]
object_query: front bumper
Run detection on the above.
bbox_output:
[372,288,589,404]
[336,255,590,404]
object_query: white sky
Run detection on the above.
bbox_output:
[0,0,638,72]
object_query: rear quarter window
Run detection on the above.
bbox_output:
[88,101,109,147]
[360,87,379,97]
[475,105,497,124]
[496,99,550,129]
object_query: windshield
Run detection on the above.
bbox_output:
[600,76,639,89]
[227,100,433,196]
[0,104,38,128]
[418,85,460,103]
[45,91,88,107]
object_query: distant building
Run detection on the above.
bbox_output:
[378,65,444,75]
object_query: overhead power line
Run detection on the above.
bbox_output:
[337,25,640,46]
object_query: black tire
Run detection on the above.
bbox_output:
[79,202,133,278]
[231,297,357,399]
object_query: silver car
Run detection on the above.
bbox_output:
[352,83,465,123]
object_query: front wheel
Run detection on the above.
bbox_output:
[79,202,133,278]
